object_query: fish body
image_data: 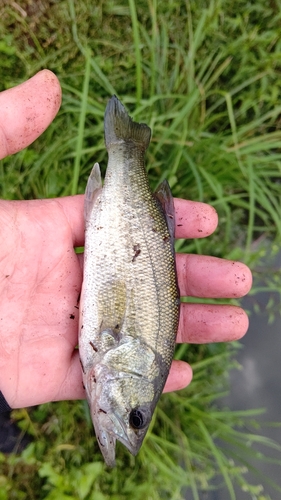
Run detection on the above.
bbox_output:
[79,96,179,466]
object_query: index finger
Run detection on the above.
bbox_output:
[56,196,219,249]
[174,198,218,239]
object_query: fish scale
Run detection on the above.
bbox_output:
[79,96,179,466]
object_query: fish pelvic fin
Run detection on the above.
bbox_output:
[104,95,151,151]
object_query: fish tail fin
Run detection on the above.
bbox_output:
[104,95,151,150]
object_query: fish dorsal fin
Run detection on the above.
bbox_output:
[154,180,176,242]
[84,162,102,223]
[104,95,151,150]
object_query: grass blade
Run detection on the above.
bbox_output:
[71,50,91,195]
[129,0,142,105]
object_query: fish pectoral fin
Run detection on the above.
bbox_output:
[154,179,176,242]
[97,279,127,336]
[99,327,120,350]
[84,162,102,223]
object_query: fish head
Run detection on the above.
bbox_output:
[84,342,164,467]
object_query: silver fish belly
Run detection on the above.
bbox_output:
[79,96,179,467]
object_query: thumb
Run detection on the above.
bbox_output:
[0,69,61,160]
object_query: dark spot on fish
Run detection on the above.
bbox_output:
[5,275,9,278]
[198,229,203,232]
[93,377,96,383]
[98,408,107,414]
[177,224,183,227]
[163,235,169,243]
[70,314,75,319]
[81,324,84,329]
[74,305,79,309]
[82,382,85,389]
[89,341,98,352]
[79,358,86,374]
[167,213,174,219]
[132,244,141,262]
[76,292,81,305]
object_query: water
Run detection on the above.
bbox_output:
[185,250,281,499]
[210,250,281,499]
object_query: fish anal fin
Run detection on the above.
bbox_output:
[154,180,175,241]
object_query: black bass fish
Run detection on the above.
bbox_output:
[79,96,179,467]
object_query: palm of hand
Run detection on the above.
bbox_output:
[0,198,84,407]
[0,70,252,409]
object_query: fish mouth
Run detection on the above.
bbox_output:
[90,405,143,467]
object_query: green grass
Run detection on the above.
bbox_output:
[0,1,281,499]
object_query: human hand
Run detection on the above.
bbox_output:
[0,71,252,408]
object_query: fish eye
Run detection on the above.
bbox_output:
[129,408,147,430]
